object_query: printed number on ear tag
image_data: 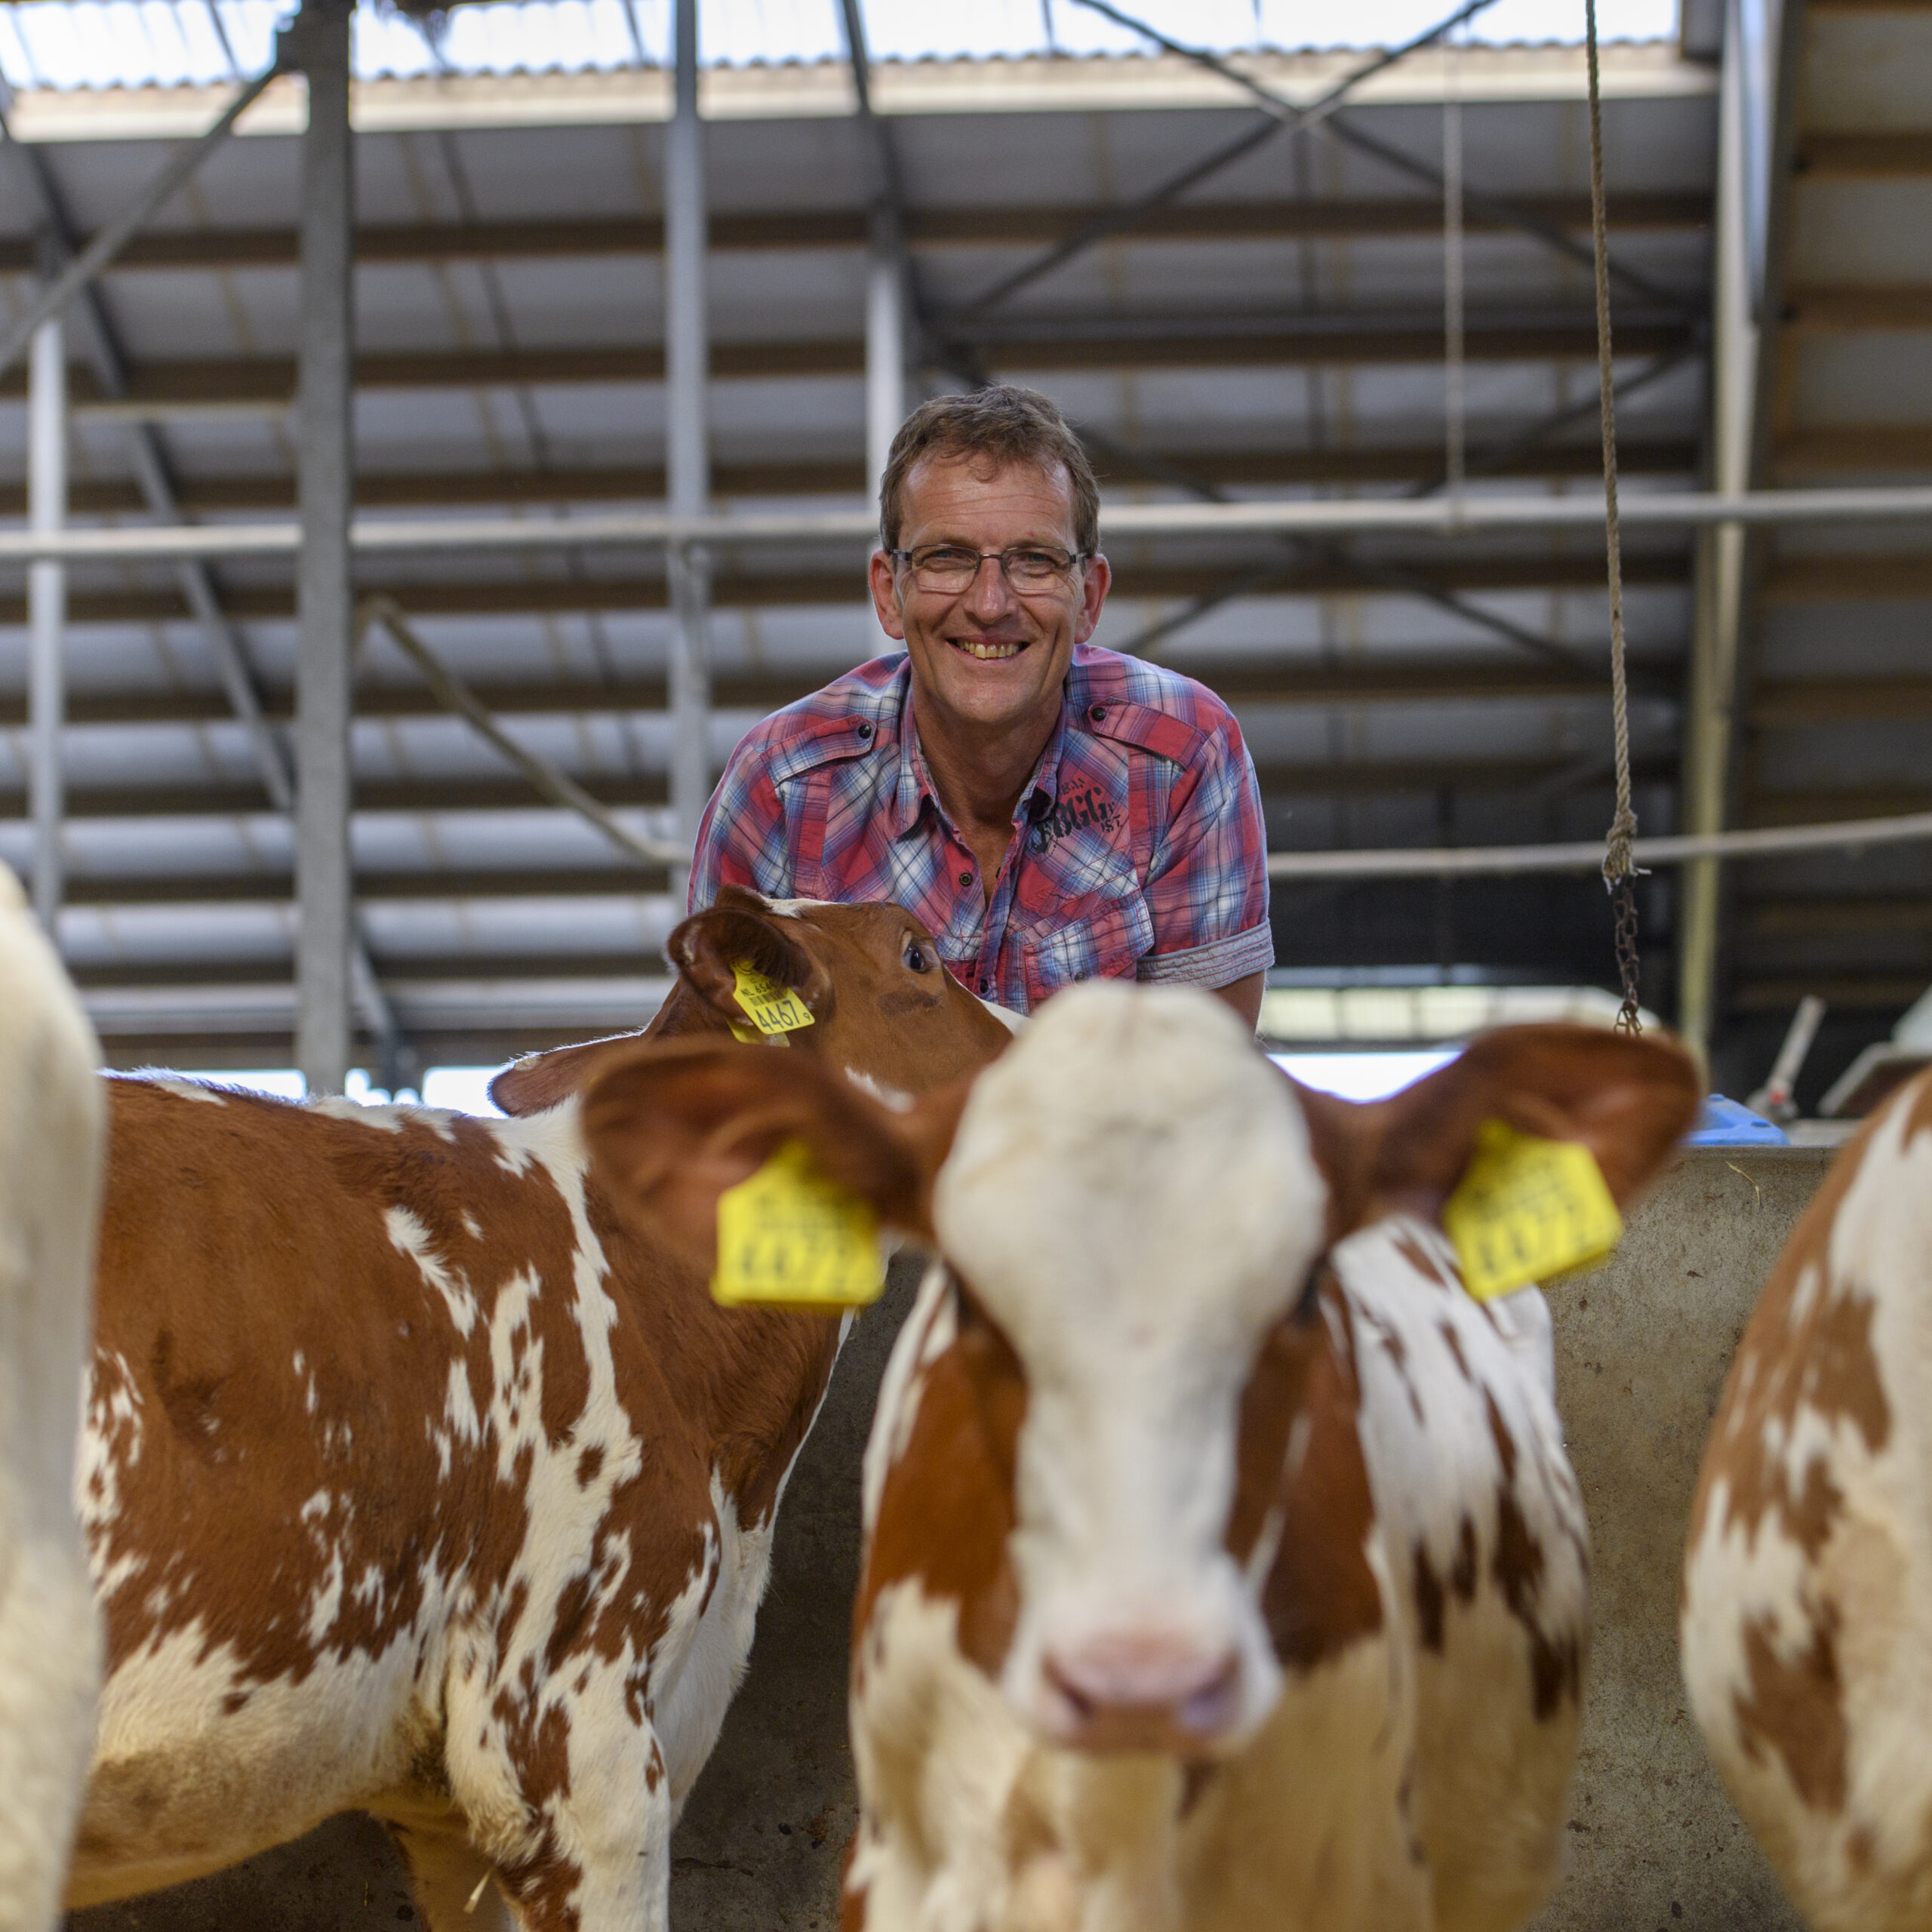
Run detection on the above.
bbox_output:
[1442,1119,1623,1303]
[731,961,815,1041]
[712,1140,885,1311]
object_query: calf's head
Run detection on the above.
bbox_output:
[490,884,1014,1115]
[580,983,1699,1759]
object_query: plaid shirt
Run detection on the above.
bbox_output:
[689,645,1273,1014]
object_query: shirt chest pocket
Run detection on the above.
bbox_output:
[1026,891,1155,995]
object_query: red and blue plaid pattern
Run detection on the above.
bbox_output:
[690,645,1272,1014]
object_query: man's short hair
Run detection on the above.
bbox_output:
[879,386,1101,556]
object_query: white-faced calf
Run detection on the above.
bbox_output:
[592,983,1698,1932]
[65,891,1009,1931]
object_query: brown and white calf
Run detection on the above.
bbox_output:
[589,983,1700,1932]
[0,868,107,1932]
[1683,1065,1932,1932]
[66,890,1011,1930]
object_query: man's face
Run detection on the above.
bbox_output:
[869,454,1111,738]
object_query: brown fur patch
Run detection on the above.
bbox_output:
[1735,1605,1849,1814]
[1480,1391,1582,1718]
[857,1281,1026,1678]
[1257,1287,1386,1674]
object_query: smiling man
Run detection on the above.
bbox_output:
[689,386,1273,1023]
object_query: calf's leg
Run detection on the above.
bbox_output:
[453,1672,676,1932]
[0,1537,100,1932]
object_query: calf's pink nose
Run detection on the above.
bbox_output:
[1041,1637,1243,1755]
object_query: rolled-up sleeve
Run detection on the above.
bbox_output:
[1135,709,1273,987]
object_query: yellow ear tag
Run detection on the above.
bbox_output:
[730,961,815,1042]
[712,1140,885,1311]
[1441,1119,1623,1303]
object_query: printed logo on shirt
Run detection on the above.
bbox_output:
[1027,786,1123,856]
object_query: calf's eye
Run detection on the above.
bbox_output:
[903,937,934,974]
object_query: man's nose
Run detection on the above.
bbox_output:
[964,554,1020,621]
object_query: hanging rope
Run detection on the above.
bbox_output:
[1584,0,1643,1034]
[1444,17,1466,495]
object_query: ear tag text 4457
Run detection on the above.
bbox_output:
[729,962,814,1045]
[712,1140,884,1312]
[1441,1120,1623,1303]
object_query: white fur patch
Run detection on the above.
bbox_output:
[844,1068,913,1112]
[384,1206,480,1340]
[128,1075,229,1106]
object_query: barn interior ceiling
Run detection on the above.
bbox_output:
[0,0,1923,1106]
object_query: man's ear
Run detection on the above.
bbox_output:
[1296,1023,1703,1241]
[666,885,835,1030]
[579,1036,974,1275]
[489,1032,646,1117]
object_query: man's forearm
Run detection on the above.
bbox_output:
[1211,971,1266,1033]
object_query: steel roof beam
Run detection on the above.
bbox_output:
[0,60,280,383]
[0,555,1692,626]
[0,194,1712,278]
[16,487,1928,568]
[0,752,1678,825]
[0,440,1701,518]
[0,657,1659,731]
[0,318,1694,412]
[952,0,1507,323]
[1061,0,1692,319]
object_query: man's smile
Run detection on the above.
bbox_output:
[949,635,1031,662]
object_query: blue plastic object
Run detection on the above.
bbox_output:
[1685,1094,1789,1147]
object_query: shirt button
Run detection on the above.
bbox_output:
[1088,703,1106,724]
[855,718,874,740]
[958,870,975,888]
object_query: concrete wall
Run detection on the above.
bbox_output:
[1529,1147,1823,1932]
[69,1153,1829,1932]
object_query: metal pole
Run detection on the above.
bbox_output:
[666,0,710,905]
[291,0,354,1094]
[1678,0,1757,1057]
[0,71,405,1082]
[27,310,65,936]
[27,485,1932,568]
[865,211,904,511]
[1265,810,1932,880]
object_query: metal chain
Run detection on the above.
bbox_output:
[1585,0,1643,1033]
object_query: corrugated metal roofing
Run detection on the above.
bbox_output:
[0,0,1679,94]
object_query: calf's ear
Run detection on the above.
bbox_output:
[666,887,835,1031]
[1297,1022,1703,1240]
[489,1033,645,1116]
[579,1035,974,1272]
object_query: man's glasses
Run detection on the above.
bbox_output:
[887,543,1090,595]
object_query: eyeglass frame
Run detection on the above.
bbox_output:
[884,542,1096,596]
